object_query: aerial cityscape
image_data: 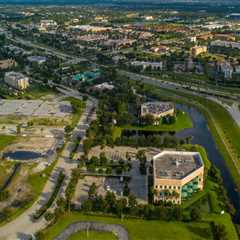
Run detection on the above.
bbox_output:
[0,0,239,239]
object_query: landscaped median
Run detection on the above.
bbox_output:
[33,170,65,220]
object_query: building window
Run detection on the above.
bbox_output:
[169,186,172,189]
[160,185,162,189]
[165,186,167,189]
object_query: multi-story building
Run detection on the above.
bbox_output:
[39,20,57,32]
[211,40,240,49]
[141,101,175,119]
[4,72,29,90]
[131,61,163,71]
[153,151,204,204]
[217,61,233,80]
[190,46,207,57]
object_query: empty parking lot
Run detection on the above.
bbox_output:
[0,99,72,118]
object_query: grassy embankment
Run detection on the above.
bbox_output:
[142,84,240,187]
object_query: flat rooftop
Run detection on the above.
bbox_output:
[154,151,203,180]
[0,100,72,118]
[141,101,174,115]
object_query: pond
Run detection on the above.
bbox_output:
[3,151,42,161]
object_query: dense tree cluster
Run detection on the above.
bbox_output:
[81,184,183,221]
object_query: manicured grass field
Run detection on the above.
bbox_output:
[68,231,117,240]
[123,110,193,132]
[0,135,16,151]
[40,213,214,240]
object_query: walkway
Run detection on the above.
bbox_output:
[54,221,129,240]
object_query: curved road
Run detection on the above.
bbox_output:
[54,221,129,240]
[0,97,96,240]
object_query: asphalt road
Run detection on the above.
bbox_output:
[119,70,240,128]
[0,97,97,240]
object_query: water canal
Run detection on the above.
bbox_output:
[122,103,240,221]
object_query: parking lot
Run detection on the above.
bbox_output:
[0,99,72,118]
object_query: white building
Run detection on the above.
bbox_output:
[4,72,29,90]
[131,61,163,71]
[218,61,233,80]
[211,40,240,49]
[39,20,57,31]
[27,56,47,64]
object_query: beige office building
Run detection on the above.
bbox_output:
[153,151,204,204]
[141,101,175,119]
[190,46,207,57]
[4,72,29,90]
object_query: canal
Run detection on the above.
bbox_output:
[176,104,240,222]
[122,103,240,222]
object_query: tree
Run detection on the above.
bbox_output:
[0,190,9,201]
[88,183,97,199]
[123,183,130,196]
[214,224,228,240]
[190,207,202,221]
[128,194,137,208]
[16,124,21,135]
[136,150,147,175]
[82,199,93,212]
[99,152,108,165]
[64,125,73,134]
[140,114,155,126]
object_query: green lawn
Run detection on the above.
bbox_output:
[123,110,192,132]
[64,97,86,128]
[40,213,213,240]
[68,231,117,240]
[27,160,57,197]
[0,135,16,151]
[17,84,57,100]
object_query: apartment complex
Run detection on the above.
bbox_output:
[4,72,29,90]
[141,101,175,119]
[153,151,204,204]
